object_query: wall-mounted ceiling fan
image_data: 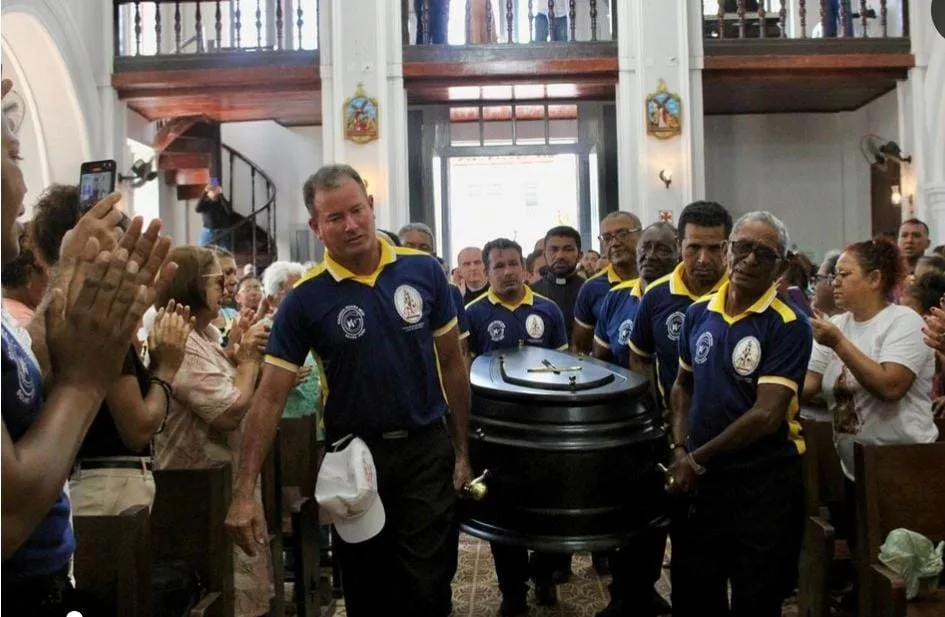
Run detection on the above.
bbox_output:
[119,158,159,188]
[859,134,912,168]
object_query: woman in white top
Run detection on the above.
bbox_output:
[803,236,939,484]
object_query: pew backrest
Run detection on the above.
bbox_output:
[152,462,234,617]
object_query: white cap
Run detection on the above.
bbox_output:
[314,437,386,544]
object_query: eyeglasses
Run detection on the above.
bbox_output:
[598,227,642,245]
[729,240,781,264]
[202,272,225,291]
[811,274,834,285]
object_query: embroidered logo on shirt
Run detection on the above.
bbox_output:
[694,331,714,365]
[665,312,685,341]
[394,285,424,324]
[525,314,545,339]
[488,320,506,342]
[618,319,634,346]
[337,305,367,339]
[731,336,762,376]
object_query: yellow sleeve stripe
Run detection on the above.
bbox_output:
[593,335,610,349]
[758,375,799,393]
[264,355,300,372]
[628,341,651,357]
[557,344,569,351]
[678,358,692,372]
[458,331,470,340]
[574,318,593,329]
[433,317,459,338]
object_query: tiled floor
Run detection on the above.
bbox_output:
[323,534,801,616]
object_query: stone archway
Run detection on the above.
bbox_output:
[1,4,95,215]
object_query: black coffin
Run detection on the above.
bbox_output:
[461,347,668,553]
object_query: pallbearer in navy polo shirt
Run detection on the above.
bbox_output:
[594,221,680,371]
[591,222,678,617]
[226,165,472,617]
[629,202,732,410]
[572,211,642,353]
[465,237,567,615]
[667,211,813,617]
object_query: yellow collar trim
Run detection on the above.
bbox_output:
[323,239,396,286]
[605,263,622,284]
[488,286,534,312]
[610,277,644,298]
[707,280,778,325]
[669,263,727,300]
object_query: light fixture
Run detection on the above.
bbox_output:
[891,185,902,206]
[659,169,673,189]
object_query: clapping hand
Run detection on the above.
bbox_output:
[922,301,945,353]
[45,217,177,392]
[149,300,195,380]
[811,309,843,348]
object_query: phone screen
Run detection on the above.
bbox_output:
[79,160,117,212]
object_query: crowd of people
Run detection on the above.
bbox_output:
[3,70,944,617]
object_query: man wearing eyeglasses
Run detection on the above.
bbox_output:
[666,211,813,617]
[572,211,642,354]
[591,221,679,617]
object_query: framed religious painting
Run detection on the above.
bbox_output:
[344,83,379,144]
[646,80,682,140]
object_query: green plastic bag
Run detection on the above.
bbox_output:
[878,528,944,600]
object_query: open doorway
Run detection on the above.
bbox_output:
[446,154,579,256]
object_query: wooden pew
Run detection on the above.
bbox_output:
[855,441,945,617]
[73,504,152,617]
[798,418,850,617]
[152,463,234,617]
[278,415,328,617]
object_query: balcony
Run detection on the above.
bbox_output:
[701,0,913,113]
[112,0,321,125]
[402,0,618,105]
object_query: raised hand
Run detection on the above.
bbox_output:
[811,309,843,348]
[149,300,194,381]
[922,306,945,353]
[46,243,152,392]
[236,320,270,364]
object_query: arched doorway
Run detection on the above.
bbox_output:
[1,7,92,217]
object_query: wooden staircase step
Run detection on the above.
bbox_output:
[176,184,207,201]
[174,169,211,187]
[153,114,214,153]
[158,151,212,171]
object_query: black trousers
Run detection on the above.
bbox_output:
[490,544,556,600]
[604,526,668,611]
[333,423,458,617]
[670,456,804,617]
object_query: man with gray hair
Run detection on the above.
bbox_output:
[398,222,436,254]
[259,261,320,421]
[666,211,812,617]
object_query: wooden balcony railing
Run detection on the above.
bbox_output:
[404,0,616,46]
[702,0,909,40]
[113,0,318,58]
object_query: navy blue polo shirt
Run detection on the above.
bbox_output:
[465,287,568,354]
[1,311,75,579]
[574,264,624,330]
[678,281,812,469]
[594,278,643,368]
[265,241,458,439]
[628,264,726,408]
[450,284,469,338]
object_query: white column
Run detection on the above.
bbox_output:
[924,183,945,246]
[319,0,408,231]
[615,0,704,226]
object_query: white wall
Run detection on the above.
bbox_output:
[705,90,900,261]
[220,121,323,259]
